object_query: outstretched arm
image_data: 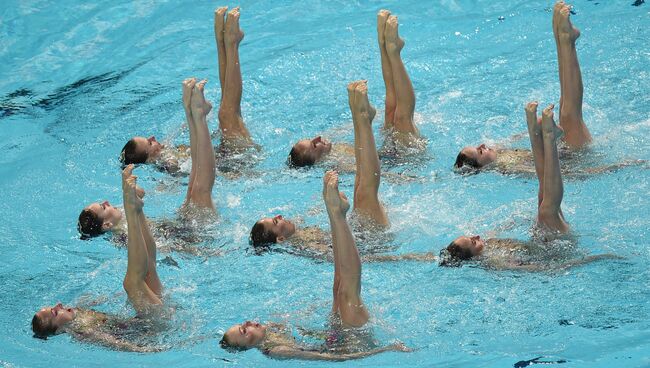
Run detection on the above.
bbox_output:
[324,171,369,328]
[82,329,162,353]
[493,254,624,272]
[121,165,162,314]
[363,252,438,263]
[268,343,409,361]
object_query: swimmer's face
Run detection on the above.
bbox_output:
[132,136,163,162]
[258,215,296,242]
[453,235,486,257]
[85,201,122,231]
[35,303,76,333]
[224,321,267,348]
[293,136,332,165]
[459,144,496,168]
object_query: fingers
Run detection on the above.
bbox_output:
[122,164,134,180]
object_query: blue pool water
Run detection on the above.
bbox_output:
[1,0,649,366]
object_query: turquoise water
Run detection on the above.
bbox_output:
[1,0,649,366]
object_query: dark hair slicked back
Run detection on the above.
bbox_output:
[78,209,104,239]
[454,151,480,169]
[250,221,278,248]
[120,139,148,165]
[219,334,249,353]
[439,240,474,267]
[32,313,56,339]
[288,146,316,168]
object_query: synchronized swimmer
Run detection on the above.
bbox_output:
[34,2,629,361]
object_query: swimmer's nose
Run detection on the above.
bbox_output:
[274,215,283,221]
[471,235,481,241]
[148,136,157,143]
[103,201,110,208]
[312,136,322,144]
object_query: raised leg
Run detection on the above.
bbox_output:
[557,4,591,148]
[323,171,369,328]
[377,10,396,128]
[121,166,162,314]
[552,1,565,116]
[182,78,197,203]
[187,80,216,210]
[538,105,570,233]
[384,15,418,136]
[525,101,545,207]
[219,7,251,141]
[214,7,228,98]
[348,80,389,227]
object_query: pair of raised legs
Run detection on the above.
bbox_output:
[121,165,164,314]
[214,7,251,143]
[324,171,369,327]
[525,103,570,233]
[377,10,418,137]
[553,1,591,148]
[182,78,216,210]
[348,80,389,227]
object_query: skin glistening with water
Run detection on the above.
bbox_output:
[220,170,409,360]
[454,3,592,173]
[77,79,217,253]
[32,166,163,352]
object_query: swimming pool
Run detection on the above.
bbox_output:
[1,0,649,366]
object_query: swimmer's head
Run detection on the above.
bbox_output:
[120,136,163,165]
[439,235,485,266]
[78,201,122,239]
[220,321,267,351]
[250,215,296,247]
[32,303,76,339]
[454,144,496,170]
[288,136,332,168]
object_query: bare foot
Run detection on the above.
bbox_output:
[214,7,227,41]
[122,165,144,212]
[354,81,376,123]
[225,7,244,45]
[190,80,212,118]
[552,1,565,41]
[377,10,391,46]
[347,80,361,113]
[541,104,563,140]
[323,170,349,216]
[525,101,540,135]
[182,77,196,113]
[558,4,580,42]
[384,15,404,54]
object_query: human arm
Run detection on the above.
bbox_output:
[81,329,163,353]
[363,252,438,263]
[267,342,410,361]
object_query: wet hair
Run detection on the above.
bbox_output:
[219,334,249,352]
[120,139,148,165]
[439,240,474,267]
[454,151,481,169]
[288,146,316,168]
[78,209,104,239]
[32,314,56,339]
[250,221,277,248]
